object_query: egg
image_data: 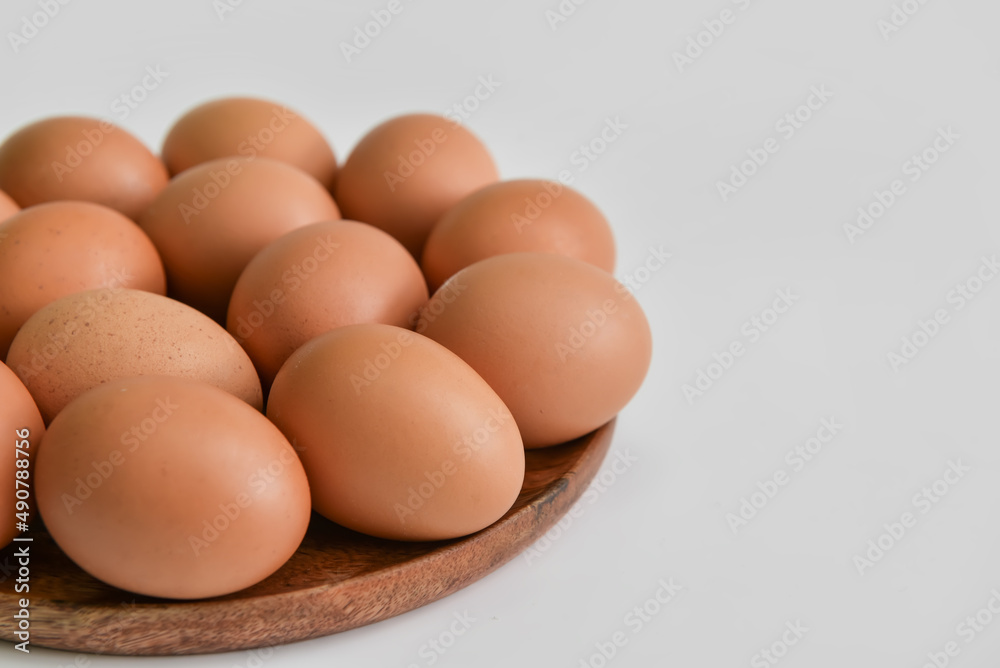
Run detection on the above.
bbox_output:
[0,189,19,221]
[0,116,168,220]
[0,201,166,358]
[0,361,44,549]
[6,288,262,422]
[421,179,617,291]
[162,97,338,190]
[35,375,311,600]
[416,253,652,448]
[333,113,499,257]
[228,220,428,388]
[267,324,525,541]
[138,157,341,322]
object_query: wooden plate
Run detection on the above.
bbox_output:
[0,420,614,655]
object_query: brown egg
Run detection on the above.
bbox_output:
[0,116,168,220]
[6,288,262,423]
[421,179,617,291]
[0,361,44,549]
[228,220,428,388]
[138,157,341,322]
[267,324,524,541]
[35,375,311,600]
[0,189,19,221]
[163,97,338,189]
[417,253,651,448]
[333,113,499,257]
[0,201,166,358]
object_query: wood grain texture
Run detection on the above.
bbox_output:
[0,419,615,655]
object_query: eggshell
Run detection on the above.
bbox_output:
[163,97,338,189]
[267,324,525,541]
[228,220,428,388]
[0,189,19,222]
[35,375,311,600]
[421,179,616,291]
[138,157,341,322]
[0,116,168,220]
[0,361,44,549]
[416,253,652,448]
[333,113,498,257]
[0,201,167,358]
[6,288,262,423]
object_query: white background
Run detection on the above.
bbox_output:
[4,0,1000,666]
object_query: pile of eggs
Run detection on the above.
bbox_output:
[0,98,652,600]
